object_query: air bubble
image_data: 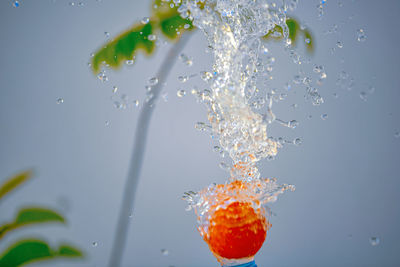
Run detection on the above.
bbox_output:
[177,89,186,97]
[369,237,380,246]
[148,34,157,41]
[357,29,367,42]
[141,17,150,24]
[288,120,299,129]
[148,77,159,86]
[178,75,189,83]
[293,138,302,146]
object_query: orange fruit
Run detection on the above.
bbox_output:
[205,201,269,259]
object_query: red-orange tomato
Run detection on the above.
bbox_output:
[205,201,268,259]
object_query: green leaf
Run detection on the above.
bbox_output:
[0,239,83,267]
[0,207,65,239]
[0,170,32,201]
[286,18,298,44]
[303,29,314,52]
[263,17,314,53]
[57,244,83,257]
[160,14,193,40]
[92,22,156,73]
[15,207,65,225]
[0,239,52,266]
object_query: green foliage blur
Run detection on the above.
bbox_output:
[0,170,84,267]
[91,0,313,74]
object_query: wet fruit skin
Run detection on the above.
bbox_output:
[205,201,268,259]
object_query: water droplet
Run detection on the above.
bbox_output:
[288,120,299,129]
[12,1,20,7]
[219,162,230,171]
[177,89,186,97]
[360,91,368,101]
[128,213,133,218]
[112,86,118,93]
[336,41,343,48]
[56,98,64,104]
[69,2,75,6]
[369,237,380,246]
[148,77,158,86]
[134,100,140,107]
[179,53,193,66]
[313,65,324,73]
[357,29,367,42]
[161,249,169,256]
[293,138,302,146]
[162,91,168,102]
[141,17,150,24]
[105,121,110,126]
[125,60,134,65]
[97,71,108,82]
[178,75,189,83]
[321,113,328,120]
[104,32,110,38]
[394,132,400,138]
[92,242,98,247]
[148,34,157,41]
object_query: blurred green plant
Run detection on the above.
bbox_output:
[91,0,313,73]
[0,170,84,267]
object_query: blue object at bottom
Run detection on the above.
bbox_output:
[225,260,257,267]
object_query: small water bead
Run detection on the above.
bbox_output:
[125,60,134,65]
[321,113,328,120]
[179,53,193,66]
[178,75,189,83]
[293,138,302,146]
[56,98,64,104]
[12,1,20,7]
[200,71,213,82]
[305,38,311,44]
[148,77,159,86]
[128,213,133,218]
[177,89,186,97]
[104,32,110,38]
[141,17,150,24]
[333,93,338,98]
[288,120,299,129]
[369,237,380,246]
[97,71,108,82]
[112,86,118,93]
[360,91,368,101]
[357,29,367,42]
[148,34,157,41]
[219,162,230,171]
[92,242,98,247]
[394,132,400,138]
[134,100,140,107]
[161,249,169,256]
[313,65,324,73]
[336,41,343,48]
[105,121,110,126]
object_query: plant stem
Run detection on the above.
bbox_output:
[108,32,192,267]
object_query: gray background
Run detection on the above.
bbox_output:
[1,0,400,266]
